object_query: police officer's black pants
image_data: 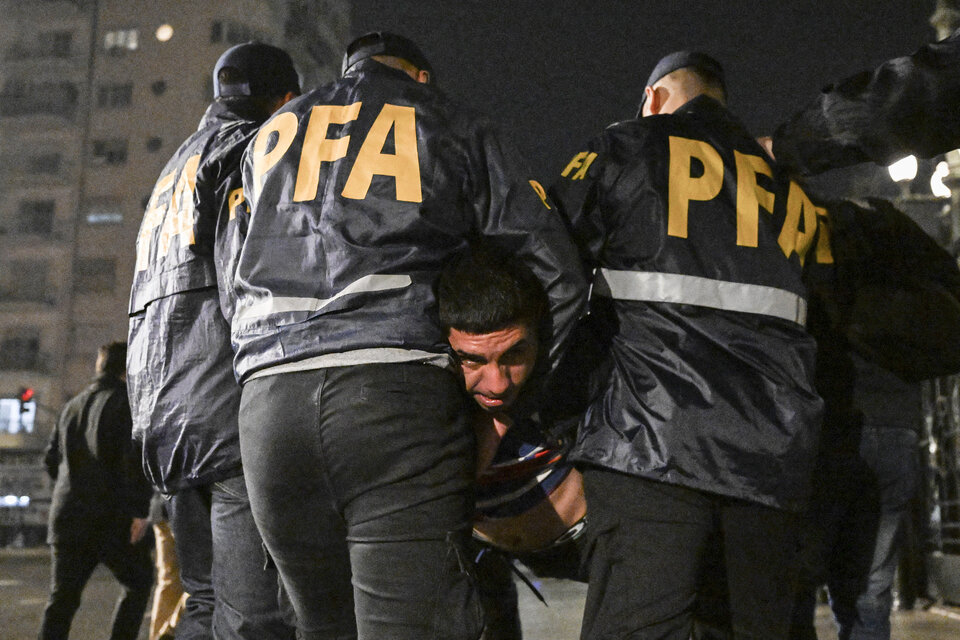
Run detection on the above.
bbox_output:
[579,469,800,640]
[239,363,483,640]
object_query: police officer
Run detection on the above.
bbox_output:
[231,32,586,639]
[549,51,825,639]
[127,43,303,640]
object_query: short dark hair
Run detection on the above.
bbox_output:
[96,341,126,378]
[437,245,547,335]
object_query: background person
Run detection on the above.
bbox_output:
[39,342,154,640]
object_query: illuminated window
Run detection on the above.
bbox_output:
[104,29,139,52]
[0,398,34,434]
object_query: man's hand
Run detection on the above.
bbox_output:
[130,517,150,544]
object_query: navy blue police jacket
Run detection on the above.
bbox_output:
[128,101,261,494]
[550,96,827,511]
[231,60,586,383]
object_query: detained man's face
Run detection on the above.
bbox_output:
[447,324,538,413]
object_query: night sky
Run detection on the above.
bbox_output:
[352,1,938,183]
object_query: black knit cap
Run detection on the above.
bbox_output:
[637,50,725,110]
[341,31,434,79]
[213,42,300,99]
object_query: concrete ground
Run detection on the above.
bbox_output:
[3,547,960,639]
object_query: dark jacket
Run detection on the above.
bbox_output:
[773,27,960,175]
[44,375,152,543]
[127,102,261,493]
[231,60,586,381]
[550,97,824,511]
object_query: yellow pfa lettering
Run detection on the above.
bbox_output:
[342,103,422,202]
[228,188,245,221]
[779,181,818,264]
[159,154,200,257]
[734,151,775,247]
[667,136,724,238]
[252,112,299,188]
[528,180,551,209]
[561,151,597,180]
[294,102,362,202]
[136,171,175,271]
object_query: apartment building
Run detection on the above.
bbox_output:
[0,0,347,543]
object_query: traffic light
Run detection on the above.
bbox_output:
[17,387,34,413]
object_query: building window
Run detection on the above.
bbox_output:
[26,153,62,175]
[74,258,116,293]
[1,260,50,303]
[40,30,73,58]
[210,20,257,45]
[91,139,128,166]
[0,80,78,119]
[151,80,167,95]
[96,83,132,108]
[15,200,55,236]
[104,29,139,53]
[145,136,163,153]
[0,329,40,371]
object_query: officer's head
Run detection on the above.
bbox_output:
[341,32,433,84]
[638,51,726,117]
[438,245,546,413]
[213,42,301,119]
[96,341,127,380]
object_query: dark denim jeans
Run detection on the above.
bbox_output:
[239,363,483,640]
[167,475,294,640]
[790,425,920,640]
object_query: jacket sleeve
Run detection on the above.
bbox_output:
[547,139,611,272]
[195,125,257,324]
[104,386,153,518]
[466,124,588,372]
[43,414,61,480]
[773,28,960,175]
[807,197,960,381]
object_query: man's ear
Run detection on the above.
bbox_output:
[416,69,431,84]
[643,85,660,116]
